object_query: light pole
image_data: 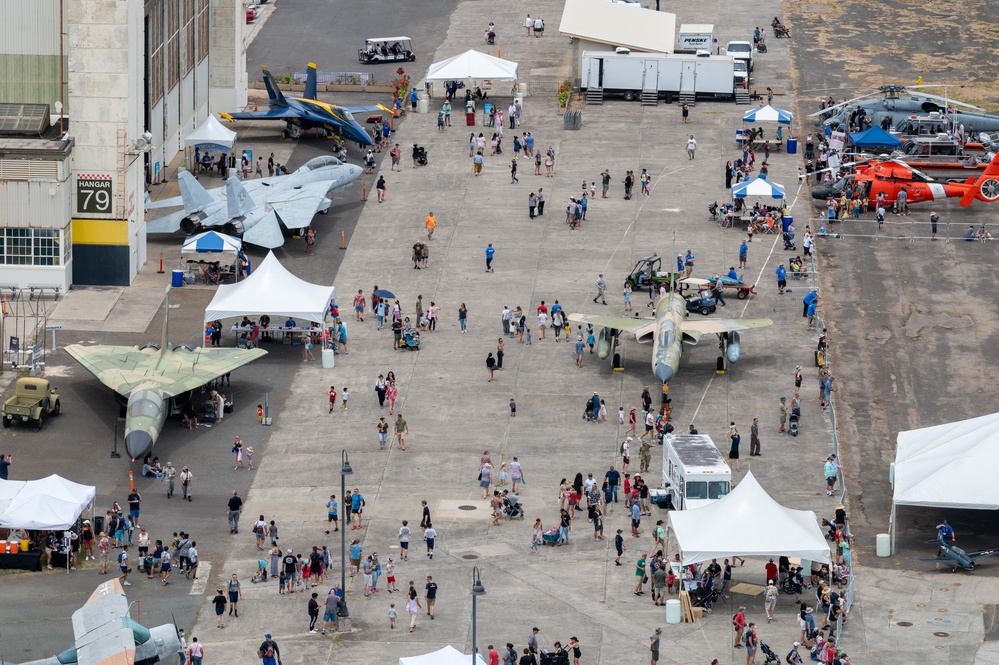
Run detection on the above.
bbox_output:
[339,450,353,620]
[471,566,486,665]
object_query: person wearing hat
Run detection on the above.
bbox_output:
[117,544,131,586]
[258,634,280,665]
[775,262,787,294]
[81,519,94,560]
[614,528,626,566]
[626,406,637,435]
[794,365,803,396]
[733,606,747,648]
[930,211,939,240]
[778,397,788,434]
[764,579,778,622]
[744,621,758,663]
[621,437,632,474]
[765,557,778,586]
[786,642,803,665]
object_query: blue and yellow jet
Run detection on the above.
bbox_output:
[220,63,390,146]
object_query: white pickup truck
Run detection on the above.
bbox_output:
[726,41,754,72]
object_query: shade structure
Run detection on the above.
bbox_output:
[425,50,518,82]
[182,231,242,256]
[0,475,96,530]
[185,114,237,149]
[559,0,676,54]
[668,471,830,566]
[742,105,793,125]
[731,175,785,199]
[400,646,488,665]
[204,251,334,324]
[893,412,999,510]
[849,126,902,149]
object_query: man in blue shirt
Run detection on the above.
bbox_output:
[630,500,641,537]
[574,337,585,367]
[349,540,362,577]
[727,267,739,281]
[351,490,364,530]
[485,243,495,272]
[775,263,787,293]
[802,289,817,317]
[738,241,748,268]
[676,254,684,274]
[936,521,955,544]
[410,88,418,111]
[684,250,695,277]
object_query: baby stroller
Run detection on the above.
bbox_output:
[542,527,560,546]
[783,231,796,251]
[583,399,596,422]
[788,410,800,437]
[759,642,781,665]
[416,146,428,166]
[689,582,720,613]
[486,30,496,45]
[250,559,268,583]
[708,201,719,221]
[400,329,421,351]
[756,40,768,53]
[503,495,525,520]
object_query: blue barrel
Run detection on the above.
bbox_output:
[782,216,793,232]
[736,128,744,146]
[787,138,798,154]
[171,269,185,288]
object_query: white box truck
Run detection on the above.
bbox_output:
[580,50,738,101]
[677,24,716,53]
[661,434,731,510]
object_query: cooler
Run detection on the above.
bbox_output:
[8,541,19,554]
[0,542,6,553]
[20,538,29,552]
[321,348,335,368]
[171,270,185,288]
[787,137,798,154]
[782,216,793,232]
[736,128,744,146]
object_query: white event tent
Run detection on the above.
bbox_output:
[891,412,999,552]
[203,251,334,324]
[400,646,487,665]
[425,50,519,82]
[731,175,785,200]
[185,114,237,149]
[742,105,793,125]
[668,472,830,566]
[0,475,96,530]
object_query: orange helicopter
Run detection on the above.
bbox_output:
[811,150,999,207]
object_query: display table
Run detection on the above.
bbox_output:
[49,551,77,569]
[0,550,43,571]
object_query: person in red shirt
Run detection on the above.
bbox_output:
[733,607,747,648]
[488,645,499,665]
[537,301,548,315]
[765,558,778,585]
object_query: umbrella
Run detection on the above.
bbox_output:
[731,175,785,200]
[742,105,793,125]
[373,289,396,299]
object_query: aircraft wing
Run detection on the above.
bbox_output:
[220,108,304,122]
[72,580,136,665]
[568,313,656,342]
[65,344,267,398]
[344,104,393,115]
[268,183,332,231]
[145,195,184,210]
[683,318,774,335]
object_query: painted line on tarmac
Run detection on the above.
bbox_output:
[189,561,212,595]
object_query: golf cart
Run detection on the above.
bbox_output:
[358,37,416,64]
[625,255,680,291]
[678,278,716,315]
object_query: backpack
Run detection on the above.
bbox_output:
[786,650,798,664]
[743,631,753,647]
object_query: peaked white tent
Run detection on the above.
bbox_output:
[185,114,237,149]
[891,412,999,551]
[742,105,793,125]
[731,175,785,199]
[0,475,96,530]
[204,251,334,324]
[425,50,519,82]
[400,646,487,665]
[668,472,830,566]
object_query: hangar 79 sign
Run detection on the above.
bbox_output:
[77,173,113,214]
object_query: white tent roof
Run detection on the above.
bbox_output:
[0,475,96,530]
[560,0,675,54]
[185,115,237,149]
[742,105,793,124]
[668,472,830,566]
[731,175,785,200]
[182,231,242,257]
[893,412,999,510]
[425,50,519,82]
[204,251,334,324]
[400,646,487,665]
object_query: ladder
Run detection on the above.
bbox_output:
[116,127,127,220]
[585,87,603,105]
[735,90,751,104]
[678,93,696,107]
[641,90,658,106]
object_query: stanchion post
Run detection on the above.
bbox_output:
[362,181,367,201]
[157,252,164,274]
[340,228,346,250]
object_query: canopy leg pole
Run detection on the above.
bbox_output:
[890,503,896,555]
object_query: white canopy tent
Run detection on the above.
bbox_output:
[400,646,487,665]
[0,475,96,530]
[731,175,785,200]
[425,50,519,83]
[182,231,243,270]
[184,114,237,149]
[742,105,793,125]
[668,472,830,566]
[891,412,999,552]
[203,251,334,324]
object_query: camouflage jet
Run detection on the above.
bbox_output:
[16,578,183,665]
[65,287,266,460]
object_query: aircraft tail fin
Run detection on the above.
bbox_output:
[261,66,289,107]
[178,171,215,213]
[960,151,999,206]
[225,177,256,218]
[303,62,319,101]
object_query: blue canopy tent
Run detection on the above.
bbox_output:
[731,174,785,200]
[182,230,243,254]
[742,105,793,125]
[848,126,902,149]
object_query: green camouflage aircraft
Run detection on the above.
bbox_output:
[65,287,266,459]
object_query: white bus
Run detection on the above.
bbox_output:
[662,434,731,510]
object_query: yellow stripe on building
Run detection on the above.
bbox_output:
[72,219,129,245]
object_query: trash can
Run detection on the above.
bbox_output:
[782,216,793,233]
[876,533,891,557]
[417,91,429,114]
[171,270,185,288]
[736,128,744,146]
[665,599,681,624]
[787,137,798,154]
[321,348,335,369]
[466,111,475,126]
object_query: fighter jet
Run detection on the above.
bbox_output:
[220,63,390,146]
[11,579,183,665]
[921,533,999,572]
[65,287,266,460]
[146,155,362,247]
[569,289,772,385]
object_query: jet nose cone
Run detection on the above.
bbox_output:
[654,365,674,385]
[125,431,154,460]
